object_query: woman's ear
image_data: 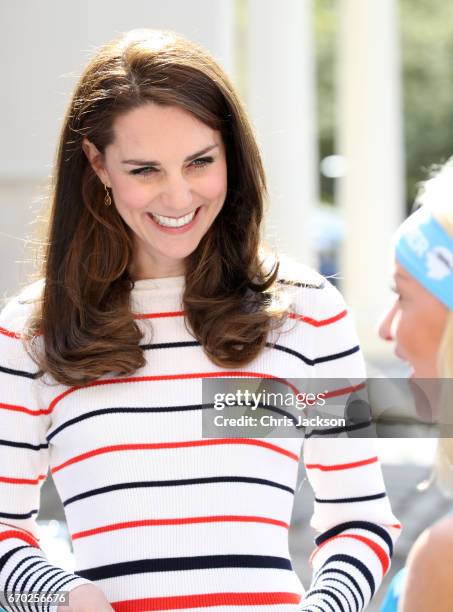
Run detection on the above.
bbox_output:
[82,138,110,186]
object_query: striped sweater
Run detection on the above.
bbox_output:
[0,259,400,611]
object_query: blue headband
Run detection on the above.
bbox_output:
[394,207,453,310]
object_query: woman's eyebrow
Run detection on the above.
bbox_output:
[121,144,219,166]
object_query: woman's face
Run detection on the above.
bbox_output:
[378,259,448,377]
[82,103,228,279]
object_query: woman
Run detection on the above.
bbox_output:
[378,161,453,612]
[0,29,399,611]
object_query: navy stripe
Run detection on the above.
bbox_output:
[266,343,360,367]
[46,403,301,442]
[316,577,358,612]
[0,364,39,380]
[0,510,38,520]
[11,559,49,612]
[315,492,386,504]
[313,567,364,609]
[76,554,293,581]
[277,278,325,289]
[318,553,375,599]
[140,339,359,368]
[63,476,294,507]
[305,421,372,438]
[318,584,353,612]
[315,520,393,557]
[304,589,342,612]
[0,439,48,451]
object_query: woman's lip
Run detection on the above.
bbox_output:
[146,206,201,234]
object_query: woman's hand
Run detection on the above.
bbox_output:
[57,583,114,611]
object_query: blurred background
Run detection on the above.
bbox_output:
[1,1,452,610]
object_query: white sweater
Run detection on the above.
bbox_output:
[0,260,400,612]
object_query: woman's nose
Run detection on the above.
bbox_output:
[377,301,397,342]
[160,174,193,213]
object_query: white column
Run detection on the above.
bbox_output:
[337,0,405,360]
[244,0,317,267]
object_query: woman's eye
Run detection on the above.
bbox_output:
[190,156,214,168]
[130,167,157,176]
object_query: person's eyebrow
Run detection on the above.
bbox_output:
[121,144,219,166]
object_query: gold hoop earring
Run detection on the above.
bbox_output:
[104,184,112,207]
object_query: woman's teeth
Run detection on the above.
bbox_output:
[151,209,197,228]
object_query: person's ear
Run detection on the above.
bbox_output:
[82,138,110,186]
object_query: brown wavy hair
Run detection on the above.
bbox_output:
[23,28,292,387]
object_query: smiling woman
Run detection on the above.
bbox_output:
[0,28,400,612]
[82,104,228,279]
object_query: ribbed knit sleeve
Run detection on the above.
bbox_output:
[0,289,92,611]
[297,280,401,612]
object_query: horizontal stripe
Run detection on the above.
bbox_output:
[312,567,364,609]
[288,309,347,327]
[268,342,360,366]
[63,476,295,507]
[315,492,387,504]
[315,520,394,556]
[46,403,303,442]
[111,591,302,611]
[0,438,48,451]
[46,384,363,441]
[0,521,39,541]
[0,401,47,416]
[133,310,184,320]
[316,553,375,598]
[303,588,343,612]
[48,371,303,413]
[304,420,372,438]
[0,326,21,339]
[315,577,359,611]
[139,339,359,368]
[306,456,378,471]
[311,534,390,576]
[0,364,38,379]
[0,530,39,547]
[51,438,299,474]
[72,514,289,540]
[0,474,47,485]
[0,509,38,520]
[77,554,293,581]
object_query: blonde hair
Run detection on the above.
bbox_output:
[415,159,453,496]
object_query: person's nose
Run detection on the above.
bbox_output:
[159,172,193,214]
[377,301,398,342]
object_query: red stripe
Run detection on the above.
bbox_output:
[52,438,299,474]
[48,371,302,413]
[310,533,390,575]
[0,474,47,485]
[132,309,348,328]
[0,308,347,341]
[111,592,301,611]
[289,309,347,327]
[0,326,21,339]
[2,379,365,419]
[323,382,366,399]
[0,401,48,416]
[72,514,289,540]
[0,521,40,542]
[0,530,39,547]
[305,456,378,471]
[133,310,184,320]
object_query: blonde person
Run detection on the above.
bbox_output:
[378,160,453,612]
[0,29,399,612]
